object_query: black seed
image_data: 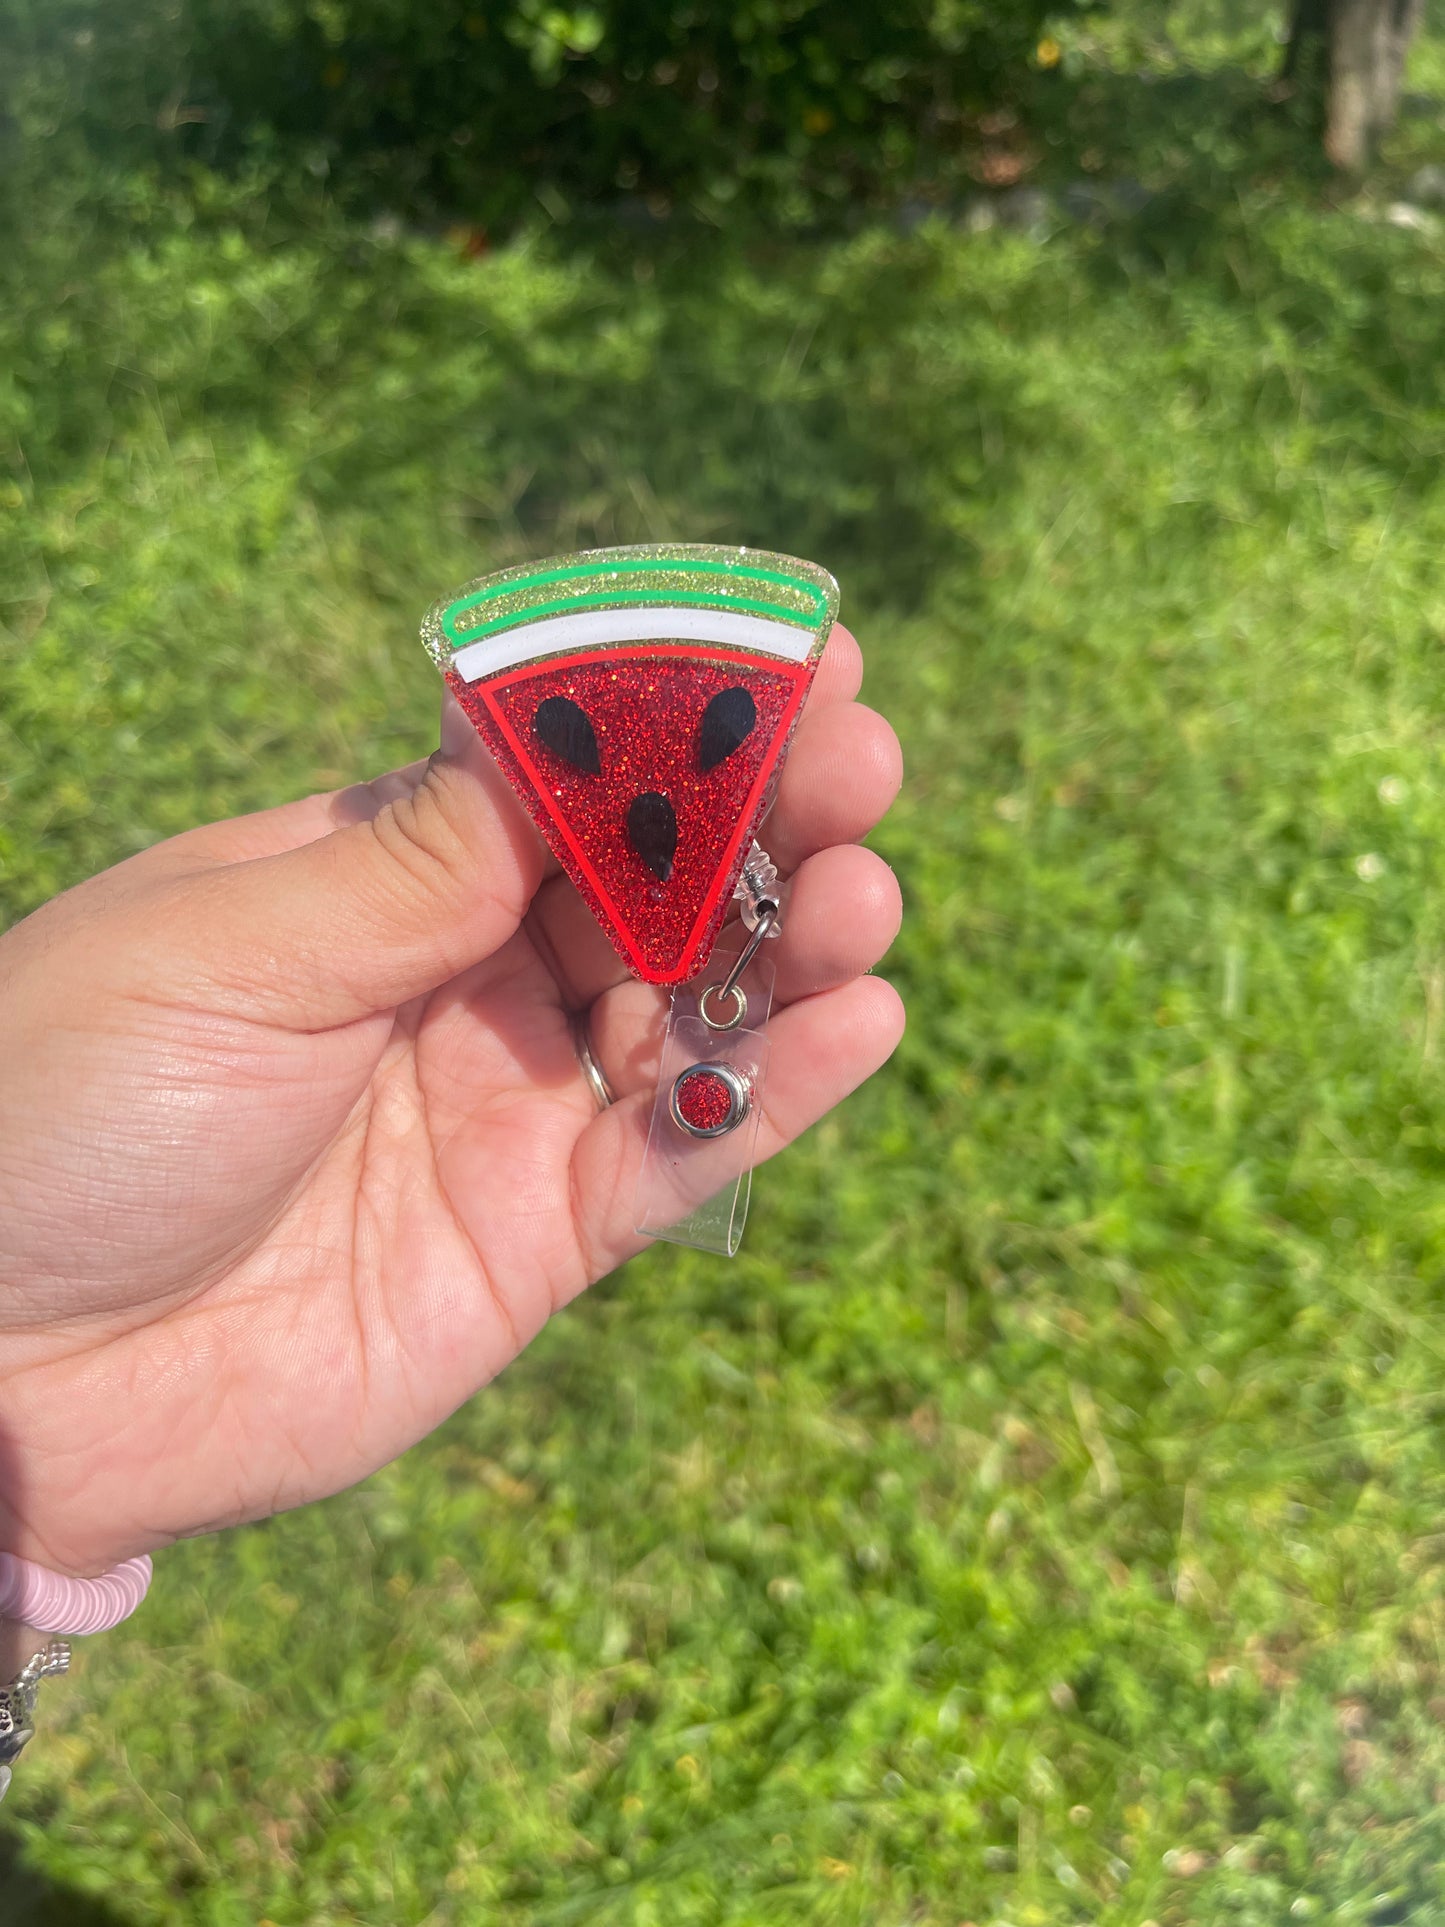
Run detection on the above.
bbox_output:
[534,695,601,774]
[698,685,757,771]
[627,792,677,882]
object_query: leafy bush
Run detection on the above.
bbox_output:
[0,0,1084,226]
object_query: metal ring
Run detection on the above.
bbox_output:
[699,981,748,1031]
[571,1014,616,1111]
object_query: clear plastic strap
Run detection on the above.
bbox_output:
[633,944,775,1257]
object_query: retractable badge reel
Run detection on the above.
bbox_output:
[419,543,840,1256]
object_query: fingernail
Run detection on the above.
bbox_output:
[440,692,475,761]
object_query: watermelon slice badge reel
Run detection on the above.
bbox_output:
[421,543,839,1255]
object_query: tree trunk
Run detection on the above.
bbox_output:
[1282,0,1425,171]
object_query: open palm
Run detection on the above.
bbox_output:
[0,628,902,1580]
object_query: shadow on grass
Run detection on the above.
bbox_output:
[7,40,1445,639]
[0,1831,138,1927]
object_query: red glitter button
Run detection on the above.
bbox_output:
[670,1063,749,1138]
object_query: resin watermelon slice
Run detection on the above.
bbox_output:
[422,545,839,985]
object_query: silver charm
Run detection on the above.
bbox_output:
[0,1640,70,1802]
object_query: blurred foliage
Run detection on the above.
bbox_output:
[0,0,1090,229]
[6,3,1445,1924]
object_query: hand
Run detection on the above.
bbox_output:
[0,628,903,1579]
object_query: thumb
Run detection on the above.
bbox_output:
[159,703,545,1028]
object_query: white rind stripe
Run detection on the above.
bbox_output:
[450,605,815,681]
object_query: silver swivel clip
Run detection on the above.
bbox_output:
[700,843,782,1032]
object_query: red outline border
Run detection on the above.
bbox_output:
[475,644,811,984]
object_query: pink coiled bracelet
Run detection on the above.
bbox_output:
[0,1551,153,1636]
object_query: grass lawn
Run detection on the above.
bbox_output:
[5,13,1445,1925]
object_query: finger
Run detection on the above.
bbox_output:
[126,681,494,876]
[810,622,864,708]
[568,974,906,1284]
[768,845,903,1003]
[523,696,902,1011]
[128,722,545,1030]
[131,761,438,880]
[762,700,903,875]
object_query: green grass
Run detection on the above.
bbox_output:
[6,13,1445,1925]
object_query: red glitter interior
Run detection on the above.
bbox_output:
[676,1068,736,1132]
[447,645,813,983]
